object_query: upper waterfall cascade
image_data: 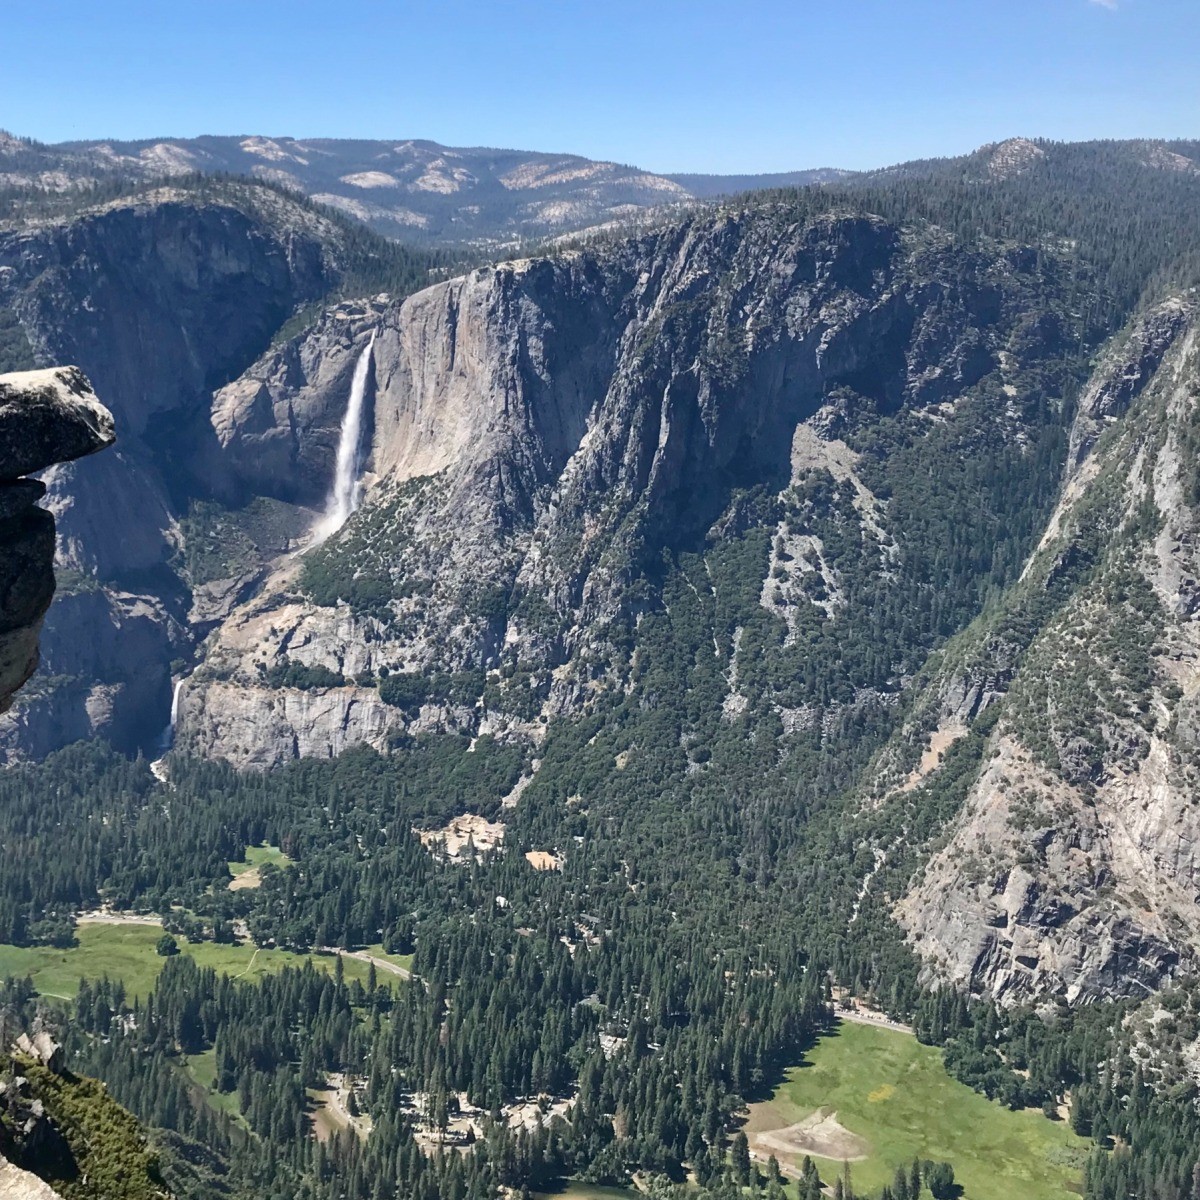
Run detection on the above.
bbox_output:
[157,677,185,753]
[314,331,376,541]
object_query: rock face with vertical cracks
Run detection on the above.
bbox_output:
[0,367,114,713]
[893,298,1200,1004]
[178,207,1071,766]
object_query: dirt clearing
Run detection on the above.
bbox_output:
[308,1072,371,1143]
[751,1106,870,1163]
[901,723,967,791]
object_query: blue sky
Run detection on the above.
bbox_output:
[2,0,1196,173]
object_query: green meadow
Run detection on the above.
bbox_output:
[0,921,381,1001]
[746,1021,1088,1200]
[228,843,293,874]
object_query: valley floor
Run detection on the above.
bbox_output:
[744,1021,1088,1200]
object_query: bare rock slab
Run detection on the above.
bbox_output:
[0,367,115,479]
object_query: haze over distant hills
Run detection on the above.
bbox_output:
[6,129,1199,251]
[0,130,846,245]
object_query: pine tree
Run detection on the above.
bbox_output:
[731,1131,751,1185]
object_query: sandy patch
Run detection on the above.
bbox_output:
[229,868,262,891]
[418,814,506,862]
[525,850,563,872]
[750,1107,869,1163]
[901,722,967,791]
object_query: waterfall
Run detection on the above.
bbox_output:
[314,331,376,542]
[158,678,185,753]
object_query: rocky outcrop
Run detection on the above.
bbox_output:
[181,679,399,769]
[1,1026,166,1200]
[1065,296,1192,472]
[897,298,1200,1003]
[0,1154,64,1200]
[0,368,113,477]
[0,367,113,715]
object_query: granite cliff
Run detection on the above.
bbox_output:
[0,180,404,756]
[176,207,1075,766]
[0,367,113,716]
[892,295,1200,1003]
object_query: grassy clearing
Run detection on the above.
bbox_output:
[746,1021,1087,1200]
[180,1048,244,1123]
[0,922,382,1001]
[228,843,293,890]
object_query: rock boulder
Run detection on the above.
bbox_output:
[0,367,114,479]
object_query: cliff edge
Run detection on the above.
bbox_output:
[0,367,114,713]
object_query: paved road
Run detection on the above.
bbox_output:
[834,1006,914,1036]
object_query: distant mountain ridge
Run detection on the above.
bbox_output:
[0,131,676,243]
[2,131,848,246]
[6,130,1199,251]
[665,166,851,196]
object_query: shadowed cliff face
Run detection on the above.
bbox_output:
[0,185,360,755]
[0,367,114,713]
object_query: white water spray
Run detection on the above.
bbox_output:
[158,678,185,753]
[314,331,376,541]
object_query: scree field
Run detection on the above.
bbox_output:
[745,1021,1089,1200]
